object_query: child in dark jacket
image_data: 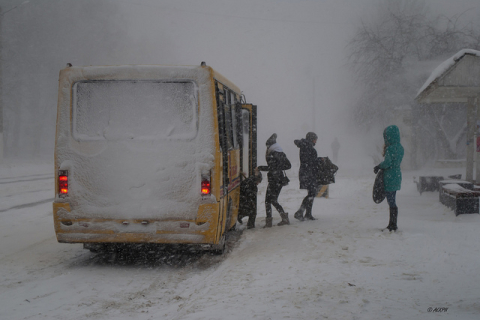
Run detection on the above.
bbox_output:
[237,169,262,229]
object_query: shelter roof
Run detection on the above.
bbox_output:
[416,49,480,104]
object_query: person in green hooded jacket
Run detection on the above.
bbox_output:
[374,125,404,231]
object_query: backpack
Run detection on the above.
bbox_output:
[317,157,338,185]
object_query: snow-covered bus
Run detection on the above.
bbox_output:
[53,63,257,254]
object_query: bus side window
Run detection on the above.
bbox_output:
[234,101,243,151]
[241,109,251,177]
[215,82,240,152]
[224,103,234,150]
[230,91,239,150]
[216,82,227,152]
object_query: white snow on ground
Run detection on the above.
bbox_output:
[1,162,479,320]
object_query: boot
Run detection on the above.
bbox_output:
[247,217,255,229]
[304,207,316,220]
[387,207,398,231]
[304,198,316,220]
[277,212,290,226]
[294,209,305,221]
[264,217,273,228]
[393,208,398,229]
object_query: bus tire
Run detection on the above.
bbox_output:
[84,243,105,253]
[212,234,226,255]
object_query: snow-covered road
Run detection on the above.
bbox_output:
[1,163,479,320]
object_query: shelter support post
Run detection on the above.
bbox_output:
[476,95,480,183]
[466,97,476,182]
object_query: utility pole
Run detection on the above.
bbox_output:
[0,3,26,163]
[0,6,3,163]
[312,76,316,133]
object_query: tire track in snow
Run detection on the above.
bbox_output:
[0,198,54,213]
[0,175,53,184]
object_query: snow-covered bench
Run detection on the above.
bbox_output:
[440,183,480,216]
[415,176,444,194]
[415,174,462,194]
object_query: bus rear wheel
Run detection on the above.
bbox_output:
[211,234,226,255]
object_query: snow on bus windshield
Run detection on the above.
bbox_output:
[73,80,198,140]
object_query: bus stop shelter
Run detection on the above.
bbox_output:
[416,49,480,183]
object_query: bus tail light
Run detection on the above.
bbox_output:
[59,170,68,197]
[201,176,211,196]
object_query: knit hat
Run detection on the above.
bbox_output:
[266,133,277,147]
[254,171,263,184]
[306,132,318,142]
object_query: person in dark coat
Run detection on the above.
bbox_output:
[258,133,292,227]
[237,168,262,229]
[294,132,320,221]
[374,125,404,231]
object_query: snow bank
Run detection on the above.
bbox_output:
[3,165,480,320]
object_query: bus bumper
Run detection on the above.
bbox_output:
[52,202,220,245]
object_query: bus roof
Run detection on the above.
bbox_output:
[59,64,241,94]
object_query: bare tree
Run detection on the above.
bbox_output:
[347,0,480,166]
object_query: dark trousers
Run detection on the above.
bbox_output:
[265,182,285,218]
[385,191,397,208]
[300,186,318,216]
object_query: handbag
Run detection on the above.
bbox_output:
[280,171,290,186]
[317,157,338,185]
[372,169,385,204]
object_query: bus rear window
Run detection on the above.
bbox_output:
[73,80,198,140]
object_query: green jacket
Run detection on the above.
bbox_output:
[378,125,404,192]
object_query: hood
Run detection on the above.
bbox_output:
[294,138,313,149]
[266,133,277,147]
[383,125,401,146]
[267,143,283,155]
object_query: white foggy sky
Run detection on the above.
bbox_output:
[108,0,480,160]
[112,0,371,159]
[1,0,479,163]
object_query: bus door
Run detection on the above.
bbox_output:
[240,104,257,178]
[216,83,241,236]
[240,104,258,215]
[223,92,243,231]
[216,84,228,238]
[216,84,255,235]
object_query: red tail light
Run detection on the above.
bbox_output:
[59,170,68,196]
[201,179,211,195]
